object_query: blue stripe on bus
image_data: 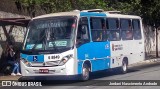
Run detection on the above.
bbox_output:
[77,41,111,74]
[80,12,106,17]
[20,53,44,62]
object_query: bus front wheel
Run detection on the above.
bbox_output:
[81,64,90,81]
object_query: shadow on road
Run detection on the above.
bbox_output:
[18,68,140,86]
[89,68,140,80]
[18,62,160,86]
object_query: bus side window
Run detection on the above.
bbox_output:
[121,19,133,40]
[90,17,105,41]
[133,19,141,40]
[107,18,120,41]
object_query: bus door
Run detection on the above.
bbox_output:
[77,17,110,72]
[89,17,110,71]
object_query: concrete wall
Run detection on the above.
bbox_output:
[0,26,26,42]
[144,25,155,54]
[143,25,160,58]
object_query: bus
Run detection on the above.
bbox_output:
[20,9,145,80]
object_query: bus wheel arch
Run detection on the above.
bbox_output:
[83,60,91,71]
[81,60,91,81]
[121,57,128,74]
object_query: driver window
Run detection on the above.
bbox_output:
[81,25,89,40]
[78,25,89,40]
[77,17,90,46]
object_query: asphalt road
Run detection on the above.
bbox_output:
[1,61,160,89]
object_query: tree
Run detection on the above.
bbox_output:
[76,0,108,10]
[141,0,160,27]
[15,0,109,17]
[15,0,160,57]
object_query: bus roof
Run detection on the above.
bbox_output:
[33,11,80,20]
[106,13,141,19]
[32,9,141,20]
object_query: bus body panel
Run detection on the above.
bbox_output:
[20,49,78,76]
[110,40,145,68]
[77,41,111,74]
[20,60,66,76]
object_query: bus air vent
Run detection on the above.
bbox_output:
[81,9,104,12]
[105,11,121,14]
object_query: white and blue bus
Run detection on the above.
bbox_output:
[20,9,145,80]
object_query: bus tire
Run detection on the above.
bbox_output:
[120,60,128,74]
[81,64,90,81]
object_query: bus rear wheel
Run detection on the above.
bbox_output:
[81,64,90,81]
[120,60,128,74]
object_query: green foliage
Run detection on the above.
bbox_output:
[76,0,108,10]
[141,0,160,27]
[15,0,160,28]
[16,0,109,15]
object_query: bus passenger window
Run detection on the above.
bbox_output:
[90,17,105,41]
[121,19,133,40]
[108,31,120,41]
[107,18,120,41]
[126,30,132,39]
[134,30,141,39]
[107,18,119,30]
[133,19,141,40]
[113,31,120,40]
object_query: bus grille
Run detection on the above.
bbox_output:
[30,61,60,67]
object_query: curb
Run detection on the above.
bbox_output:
[0,75,21,80]
[144,58,160,63]
[128,58,160,67]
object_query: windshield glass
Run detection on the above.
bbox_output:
[24,16,77,51]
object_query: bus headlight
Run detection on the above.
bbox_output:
[21,58,31,67]
[58,54,73,66]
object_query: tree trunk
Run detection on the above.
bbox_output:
[155,27,158,57]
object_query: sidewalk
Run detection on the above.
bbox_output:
[0,58,160,81]
[0,74,21,80]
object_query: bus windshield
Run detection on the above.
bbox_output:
[24,16,77,51]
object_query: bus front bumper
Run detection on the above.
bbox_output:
[20,60,68,76]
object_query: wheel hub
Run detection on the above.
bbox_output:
[82,68,89,80]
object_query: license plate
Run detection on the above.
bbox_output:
[39,69,49,73]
